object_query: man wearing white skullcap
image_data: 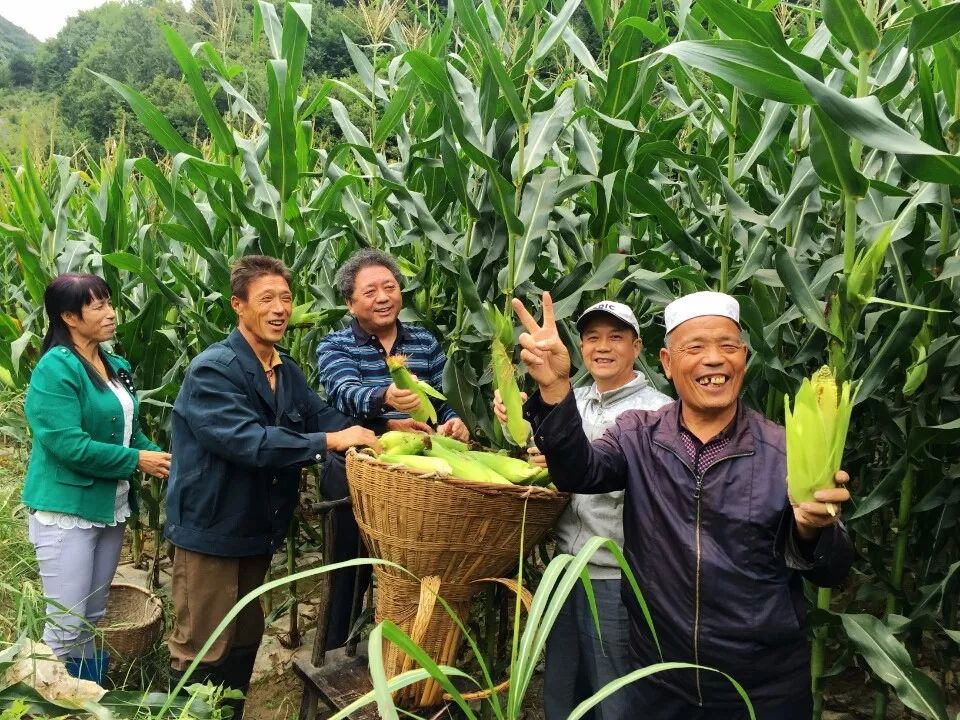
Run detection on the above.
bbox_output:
[511,291,854,720]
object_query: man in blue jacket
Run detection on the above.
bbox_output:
[513,291,854,720]
[165,256,383,717]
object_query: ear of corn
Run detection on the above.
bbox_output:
[386,354,445,424]
[489,305,531,447]
[378,431,427,455]
[378,454,453,475]
[785,366,852,506]
[465,450,541,484]
[846,226,893,306]
[431,434,470,453]
[426,444,512,485]
[531,467,551,486]
[902,327,930,397]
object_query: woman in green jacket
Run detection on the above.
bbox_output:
[23,273,171,684]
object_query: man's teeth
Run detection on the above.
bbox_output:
[698,376,727,385]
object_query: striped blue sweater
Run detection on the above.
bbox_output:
[315,319,457,423]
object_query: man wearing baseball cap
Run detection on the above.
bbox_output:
[512,290,854,720]
[497,300,670,719]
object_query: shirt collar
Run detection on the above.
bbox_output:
[677,400,740,444]
[259,347,283,374]
[583,371,649,403]
[350,317,411,345]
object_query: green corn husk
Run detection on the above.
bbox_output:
[378,454,452,475]
[426,444,512,485]
[845,226,893,306]
[466,450,541,484]
[489,305,531,446]
[386,354,446,424]
[431,434,470,453]
[380,430,424,449]
[530,467,551,486]
[784,366,852,507]
[378,431,427,456]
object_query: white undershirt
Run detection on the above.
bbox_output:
[34,379,134,529]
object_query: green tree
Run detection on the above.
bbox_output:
[7,53,33,87]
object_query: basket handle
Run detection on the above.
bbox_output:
[443,577,534,703]
[398,575,443,677]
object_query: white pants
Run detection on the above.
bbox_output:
[28,515,126,659]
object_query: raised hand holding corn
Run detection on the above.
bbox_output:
[386,354,446,424]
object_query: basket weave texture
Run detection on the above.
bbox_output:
[346,448,568,708]
[99,583,164,660]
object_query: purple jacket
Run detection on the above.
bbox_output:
[527,392,854,708]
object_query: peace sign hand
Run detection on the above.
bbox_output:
[512,292,573,404]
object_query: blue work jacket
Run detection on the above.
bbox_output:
[165,329,381,557]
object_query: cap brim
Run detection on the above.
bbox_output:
[576,309,637,334]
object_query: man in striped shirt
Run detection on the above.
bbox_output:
[316,248,468,438]
[315,248,469,647]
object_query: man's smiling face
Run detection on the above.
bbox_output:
[659,315,747,416]
[232,273,292,349]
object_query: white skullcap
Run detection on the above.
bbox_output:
[576,300,640,335]
[664,291,740,334]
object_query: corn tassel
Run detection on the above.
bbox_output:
[785,366,852,510]
[386,354,445,424]
[466,450,540,484]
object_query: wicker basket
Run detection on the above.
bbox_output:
[346,448,569,708]
[99,583,164,661]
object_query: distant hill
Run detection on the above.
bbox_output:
[0,15,40,61]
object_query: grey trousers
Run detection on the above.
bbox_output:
[544,578,632,720]
[28,514,125,660]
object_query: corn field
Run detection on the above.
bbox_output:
[1,0,959,716]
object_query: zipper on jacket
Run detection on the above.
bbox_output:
[692,471,704,706]
[653,437,753,707]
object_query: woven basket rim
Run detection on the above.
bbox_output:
[347,447,567,499]
[102,582,163,628]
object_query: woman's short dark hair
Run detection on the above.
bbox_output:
[231,255,292,300]
[334,248,403,301]
[41,273,117,388]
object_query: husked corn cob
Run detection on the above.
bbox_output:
[466,450,541,484]
[785,366,852,510]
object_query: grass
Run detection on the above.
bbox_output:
[0,443,42,646]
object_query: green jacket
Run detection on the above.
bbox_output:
[22,346,161,524]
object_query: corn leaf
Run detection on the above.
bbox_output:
[841,614,949,720]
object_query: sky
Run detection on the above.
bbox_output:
[0,0,190,41]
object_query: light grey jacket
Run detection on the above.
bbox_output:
[555,371,671,578]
